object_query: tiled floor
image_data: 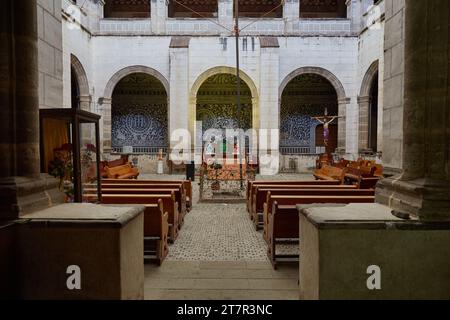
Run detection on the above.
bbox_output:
[142,173,311,300]
[144,261,299,300]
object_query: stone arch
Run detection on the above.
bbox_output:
[358,60,379,152]
[359,60,379,98]
[279,66,347,102]
[99,65,169,152]
[279,66,350,154]
[103,65,169,99]
[188,66,260,149]
[70,54,90,110]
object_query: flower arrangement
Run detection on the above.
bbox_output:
[48,143,74,201]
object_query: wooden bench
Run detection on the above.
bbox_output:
[252,186,370,231]
[267,203,299,269]
[183,180,193,212]
[263,194,375,243]
[98,185,187,226]
[101,193,179,242]
[313,165,347,183]
[250,185,358,229]
[105,163,139,179]
[142,201,169,265]
[357,176,381,189]
[246,180,341,215]
[100,157,129,178]
[101,179,192,211]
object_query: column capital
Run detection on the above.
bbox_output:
[338,97,351,105]
[357,95,371,104]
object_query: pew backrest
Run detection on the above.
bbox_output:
[265,194,375,216]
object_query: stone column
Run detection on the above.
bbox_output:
[0,0,39,178]
[259,37,280,174]
[336,98,349,154]
[348,0,362,33]
[99,97,112,153]
[358,96,370,152]
[151,0,167,34]
[169,37,190,155]
[79,95,92,111]
[218,0,233,35]
[376,0,450,221]
[0,0,63,219]
[283,0,299,34]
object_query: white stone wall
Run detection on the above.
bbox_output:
[57,0,390,172]
[278,36,359,156]
[357,0,385,153]
[62,18,92,109]
[37,0,63,109]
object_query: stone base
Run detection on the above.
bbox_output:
[18,204,144,299]
[0,175,65,220]
[0,222,17,299]
[376,176,450,221]
[299,203,450,300]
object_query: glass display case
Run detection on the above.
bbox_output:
[39,108,101,203]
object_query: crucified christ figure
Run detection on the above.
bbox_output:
[312,108,341,147]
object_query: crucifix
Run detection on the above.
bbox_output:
[312,108,341,147]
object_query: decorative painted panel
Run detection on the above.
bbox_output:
[112,103,168,147]
[197,103,252,133]
[280,74,338,150]
[196,73,253,135]
[111,73,168,149]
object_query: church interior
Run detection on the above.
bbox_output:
[1,0,450,300]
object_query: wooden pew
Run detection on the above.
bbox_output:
[97,185,187,226]
[345,166,380,189]
[143,201,169,265]
[267,203,299,269]
[250,184,358,227]
[183,180,193,212]
[105,163,139,179]
[246,180,341,215]
[100,200,169,266]
[313,165,347,183]
[101,178,193,211]
[101,193,179,242]
[263,194,375,243]
[100,180,190,222]
[253,187,371,231]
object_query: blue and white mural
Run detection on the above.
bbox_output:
[280,73,339,152]
[112,104,168,147]
[111,73,168,149]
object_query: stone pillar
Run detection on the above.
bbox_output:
[348,0,363,33]
[151,0,167,34]
[283,0,299,34]
[0,0,39,178]
[358,96,370,152]
[376,0,450,221]
[0,0,63,219]
[169,37,190,154]
[218,0,233,35]
[79,95,92,111]
[99,97,112,153]
[259,37,280,174]
[337,98,349,154]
